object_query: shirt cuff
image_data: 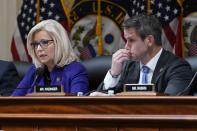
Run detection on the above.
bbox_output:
[103,70,121,90]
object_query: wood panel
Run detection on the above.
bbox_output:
[0,96,197,130]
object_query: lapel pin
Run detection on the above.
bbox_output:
[56,77,61,82]
[159,68,164,72]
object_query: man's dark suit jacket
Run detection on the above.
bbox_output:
[0,60,20,96]
[97,50,193,96]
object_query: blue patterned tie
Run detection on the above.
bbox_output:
[142,66,150,84]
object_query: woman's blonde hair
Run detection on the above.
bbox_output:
[27,19,78,68]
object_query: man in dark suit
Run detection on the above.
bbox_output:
[90,14,193,96]
[0,60,20,96]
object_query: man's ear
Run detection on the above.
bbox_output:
[145,35,154,46]
[145,39,149,43]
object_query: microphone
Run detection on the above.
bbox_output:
[28,67,63,94]
[12,67,44,96]
[31,67,44,88]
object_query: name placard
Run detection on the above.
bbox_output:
[34,85,64,93]
[124,84,155,92]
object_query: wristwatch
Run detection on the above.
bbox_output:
[109,70,119,78]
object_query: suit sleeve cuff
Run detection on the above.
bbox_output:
[103,70,121,90]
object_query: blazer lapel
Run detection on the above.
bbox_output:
[126,61,140,83]
[131,62,140,83]
[132,62,140,83]
[151,50,168,84]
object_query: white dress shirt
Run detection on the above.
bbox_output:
[103,48,163,90]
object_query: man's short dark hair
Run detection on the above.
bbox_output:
[121,13,162,46]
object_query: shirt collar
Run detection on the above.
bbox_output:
[140,48,163,72]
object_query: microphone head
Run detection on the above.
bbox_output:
[35,67,44,76]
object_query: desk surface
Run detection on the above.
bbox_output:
[1,96,197,114]
[1,96,197,116]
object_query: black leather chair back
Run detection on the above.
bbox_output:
[81,56,112,91]
[185,56,197,95]
[13,61,32,81]
[185,56,197,74]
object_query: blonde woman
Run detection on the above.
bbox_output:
[12,19,89,96]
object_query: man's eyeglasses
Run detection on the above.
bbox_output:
[31,40,54,50]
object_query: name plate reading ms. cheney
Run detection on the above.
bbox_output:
[34,85,64,93]
[123,84,155,92]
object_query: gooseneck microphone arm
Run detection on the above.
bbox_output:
[177,72,197,96]
[30,67,44,88]
[11,67,44,96]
